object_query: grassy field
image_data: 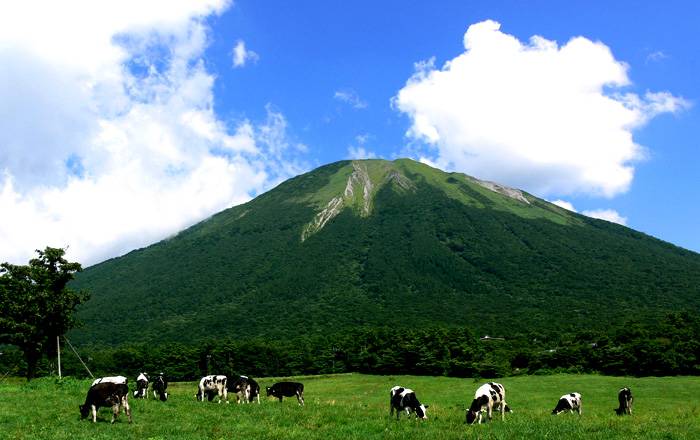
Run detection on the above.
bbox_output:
[1,373,698,439]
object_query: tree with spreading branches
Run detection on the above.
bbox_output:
[0,247,89,380]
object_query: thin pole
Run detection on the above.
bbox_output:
[63,336,94,379]
[57,336,62,379]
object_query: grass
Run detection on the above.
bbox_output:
[1,373,698,439]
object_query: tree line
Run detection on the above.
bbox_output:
[2,312,698,380]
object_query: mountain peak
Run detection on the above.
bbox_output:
[70,158,700,346]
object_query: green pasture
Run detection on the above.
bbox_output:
[1,374,698,439]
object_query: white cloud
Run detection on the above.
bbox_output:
[334,89,368,109]
[547,199,627,225]
[346,133,377,159]
[395,20,688,198]
[550,199,577,212]
[232,39,259,68]
[347,146,377,160]
[0,1,304,265]
[582,209,628,226]
[646,50,668,63]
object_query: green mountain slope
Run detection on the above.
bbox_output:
[70,159,700,345]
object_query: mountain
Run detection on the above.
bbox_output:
[70,159,700,345]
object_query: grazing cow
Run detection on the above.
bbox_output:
[196,375,228,403]
[133,372,148,399]
[79,382,132,424]
[466,382,511,424]
[552,392,582,415]
[266,382,304,406]
[615,387,633,415]
[91,376,127,386]
[389,386,428,420]
[152,373,168,401]
[247,377,261,404]
[229,375,251,404]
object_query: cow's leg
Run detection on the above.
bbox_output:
[578,400,582,415]
[487,402,493,423]
[111,404,119,424]
[297,391,304,406]
[278,396,283,403]
[124,398,132,423]
[500,401,505,421]
[91,405,97,423]
[223,388,229,404]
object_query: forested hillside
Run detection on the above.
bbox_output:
[70,159,700,346]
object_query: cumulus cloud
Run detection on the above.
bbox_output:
[346,134,377,159]
[0,0,304,265]
[581,209,628,225]
[547,199,627,225]
[395,20,688,198]
[232,39,259,68]
[334,89,368,109]
[550,199,577,212]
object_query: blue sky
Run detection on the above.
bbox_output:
[0,0,698,264]
[210,0,699,250]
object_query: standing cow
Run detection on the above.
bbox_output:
[552,392,582,415]
[196,375,228,403]
[615,387,633,415]
[466,382,511,424]
[389,386,428,420]
[79,382,132,424]
[266,381,304,406]
[230,375,251,404]
[152,373,168,401]
[133,372,149,399]
[247,377,261,404]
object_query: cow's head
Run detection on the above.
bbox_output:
[79,404,89,419]
[266,386,274,396]
[195,390,203,401]
[415,404,429,420]
[466,395,488,424]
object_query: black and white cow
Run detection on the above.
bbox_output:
[389,386,428,420]
[552,392,582,415]
[615,387,633,415]
[196,375,228,403]
[466,382,511,424]
[266,381,304,406]
[133,372,148,399]
[247,377,261,404]
[91,375,127,386]
[79,382,132,424]
[229,375,251,404]
[152,373,168,401]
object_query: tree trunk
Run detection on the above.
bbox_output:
[23,345,42,381]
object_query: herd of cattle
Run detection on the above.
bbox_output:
[78,374,634,425]
[390,382,633,423]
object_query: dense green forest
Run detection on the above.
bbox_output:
[3,312,697,380]
[69,159,700,346]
